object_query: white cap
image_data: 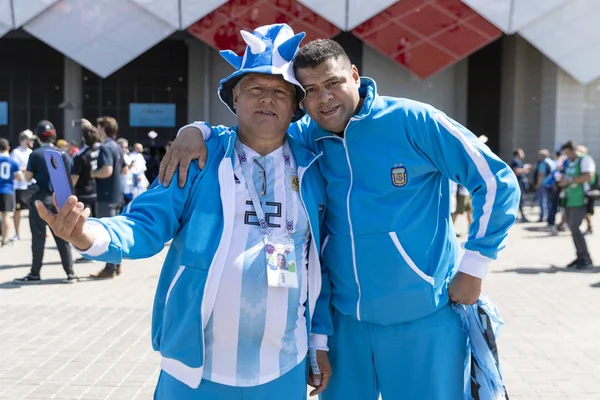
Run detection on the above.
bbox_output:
[19,129,34,140]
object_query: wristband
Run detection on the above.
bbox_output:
[309,347,320,376]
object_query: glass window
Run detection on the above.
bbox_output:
[0,37,64,142]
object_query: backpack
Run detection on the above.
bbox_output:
[532,159,552,183]
[587,171,600,200]
[529,159,552,192]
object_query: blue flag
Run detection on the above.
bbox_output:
[452,296,509,400]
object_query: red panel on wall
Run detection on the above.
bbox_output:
[352,0,502,79]
[187,0,341,55]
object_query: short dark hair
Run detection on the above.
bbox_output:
[561,141,575,151]
[512,148,523,157]
[293,39,352,72]
[97,116,119,138]
[0,138,9,152]
[82,125,100,147]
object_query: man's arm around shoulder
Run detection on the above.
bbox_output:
[159,122,229,187]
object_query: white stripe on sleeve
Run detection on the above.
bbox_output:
[433,113,497,239]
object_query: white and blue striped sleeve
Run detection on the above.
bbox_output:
[420,111,520,279]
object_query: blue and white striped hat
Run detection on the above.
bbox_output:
[218,23,306,122]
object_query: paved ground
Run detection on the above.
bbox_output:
[0,206,599,399]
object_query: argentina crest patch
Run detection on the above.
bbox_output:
[391,164,407,187]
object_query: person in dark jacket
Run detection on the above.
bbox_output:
[14,120,77,283]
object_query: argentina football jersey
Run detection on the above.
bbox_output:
[202,142,310,386]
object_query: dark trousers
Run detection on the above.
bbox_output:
[77,195,97,218]
[547,187,560,226]
[97,201,122,273]
[518,182,527,219]
[537,186,549,221]
[566,206,591,263]
[29,192,74,277]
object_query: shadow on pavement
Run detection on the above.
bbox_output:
[523,226,552,232]
[591,282,600,288]
[0,278,72,289]
[0,261,63,271]
[0,276,106,289]
[498,265,600,274]
[522,235,568,239]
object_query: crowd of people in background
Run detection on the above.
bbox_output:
[445,137,597,271]
[510,143,598,269]
[0,116,173,283]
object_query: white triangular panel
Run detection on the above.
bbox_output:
[298,0,347,30]
[461,0,568,33]
[461,0,510,32]
[347,0,398,30]
[0,0,10,38]
[0,0,13,28]
[180,0,227,30]
[130,0,180,29]
[24,0,175,78]
[512,0,570,31]
[556,49,600,86]
[519,0,600,84]
[0,23,11,39]
[12,0,59,27]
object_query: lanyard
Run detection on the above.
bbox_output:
[234,139,294,236]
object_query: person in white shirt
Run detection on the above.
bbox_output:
[33,23,332,400]
[116,138,134,205]
[129,143,149,198]
[9,130,34,240]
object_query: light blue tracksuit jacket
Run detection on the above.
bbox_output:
[190,78,520,327]
[288,77,520,326]
[80,128,332,389]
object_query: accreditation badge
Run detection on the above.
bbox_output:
[291,174,299,192]
[265,236,299,288]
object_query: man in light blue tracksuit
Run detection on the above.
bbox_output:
[34,24,334,400]
[163,37,520,399]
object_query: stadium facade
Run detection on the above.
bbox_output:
[0,0,598,161]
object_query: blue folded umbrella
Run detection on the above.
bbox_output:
[452,296,509,400]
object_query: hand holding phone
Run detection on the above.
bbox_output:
[44,149,73,209]
[34,194,94,252]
